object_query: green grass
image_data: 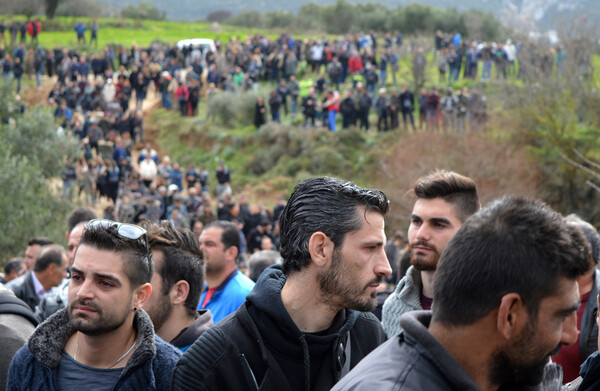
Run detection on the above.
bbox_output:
[3,15,279,48]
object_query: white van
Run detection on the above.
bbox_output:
[176,38,216,53]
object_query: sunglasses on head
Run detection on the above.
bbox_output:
[87,219,149,260]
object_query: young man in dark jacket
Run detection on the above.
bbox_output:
[7,219,181,390]
[172,177,391,391]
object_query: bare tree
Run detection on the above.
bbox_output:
[5,0,43,19]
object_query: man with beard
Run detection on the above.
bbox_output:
[142,221,213,352]
[7,219,180,390]
[172,177,391,391]
[382,170,479,337]
[196,220,255,324]
[333,196,589,390]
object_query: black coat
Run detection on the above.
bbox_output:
[172,266,387,391]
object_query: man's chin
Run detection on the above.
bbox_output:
[411,259,437,271]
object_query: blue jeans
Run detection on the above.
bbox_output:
[161,92,172,109]
[271,111,280,123]
[482,62,492,79]
[35,71,41,87]
[328,110,337,131]
[380,70,386,87]
[15,75,21,93]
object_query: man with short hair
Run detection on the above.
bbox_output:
[197,220,255,323]
[7,219,180,390]
[142,221,213,351]
[552,214,600,383]
[334,196,590,390]
[2,258,24,284]
[382,170,479,336]
[173,177,391,391]
[23,237,54,271]
[35,222,87,322]
[7,244,67,311]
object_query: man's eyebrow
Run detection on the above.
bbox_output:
[94,272,122,286]
[70,267,122,286]
[71,266,83,275]
[430,217,452,225]
[557,301,581,316]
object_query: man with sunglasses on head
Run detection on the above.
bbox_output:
[7,219,181,391]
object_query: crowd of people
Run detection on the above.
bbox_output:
[1,21,599,391]
[2,172,600,391]
[1,25,582,135]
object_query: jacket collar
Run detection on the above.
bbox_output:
[28,308,157,371]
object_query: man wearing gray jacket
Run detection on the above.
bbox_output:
[381,170,478,337]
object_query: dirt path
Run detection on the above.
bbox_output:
[19,76,162,215]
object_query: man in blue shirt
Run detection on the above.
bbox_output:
[197,221,255,323]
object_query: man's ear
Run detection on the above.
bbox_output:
[225,245,239,263]
[133,283,152,310]
[308,231,334,268]
[496,293,527,340]
[171,280,190,305]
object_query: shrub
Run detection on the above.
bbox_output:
[121,2,166,21]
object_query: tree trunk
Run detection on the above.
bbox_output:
[45,0,60,20]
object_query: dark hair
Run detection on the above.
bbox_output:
[566,214,600,264]
[68,207,98,232]
[143,221,204,317]
[432,196,592,326]
[413,170,479,222]
[205,220,240,253]
[33,244,66,273]
[79,223,153,288]
[5,257,23,275]
[279,177,389,274]
[248,250,282,282]
[28,237,54,247]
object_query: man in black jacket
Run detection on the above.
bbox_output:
[172,177,391,391]
[340,89,357,129]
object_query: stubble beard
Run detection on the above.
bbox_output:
[68,299,130,336]
[318,250,381,312]
[147,295,173,332]
[489,319,558,387]
[409,241,439,271]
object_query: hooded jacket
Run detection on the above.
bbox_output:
[7,308,181,391]
[171,265,386,391]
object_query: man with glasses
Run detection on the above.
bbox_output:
[7,219,181,391]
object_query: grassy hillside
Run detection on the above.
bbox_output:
[6,14,600,232]
[24,17,278,48]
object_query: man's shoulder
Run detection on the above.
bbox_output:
[381,268,423,337]
[227,271,256,293]
[172,315,251,391]
[6,274,30,292]
[154,335,182,364]
[333,335,452,390]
